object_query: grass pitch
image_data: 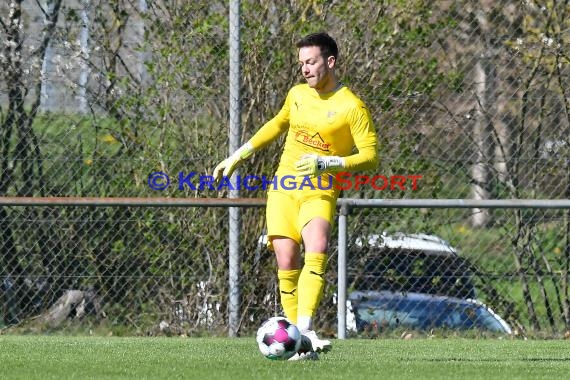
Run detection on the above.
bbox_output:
[1,335,569,379]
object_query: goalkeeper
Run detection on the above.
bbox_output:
[213,32,377,360]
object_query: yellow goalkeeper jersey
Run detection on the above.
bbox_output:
[249,83,378,182]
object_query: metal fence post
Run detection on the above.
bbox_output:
[228,0,241,337]
[337,202,350,339]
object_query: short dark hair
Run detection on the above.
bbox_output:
[296,32,338,60]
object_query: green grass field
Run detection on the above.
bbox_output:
[1,335,569,380]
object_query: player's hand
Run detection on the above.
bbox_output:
[295,154,346,178]
[212,142,255,182]
[213,156,240,182]
[295,154,322,178]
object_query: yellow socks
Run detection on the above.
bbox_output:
[297,252,327,330]
[277,269,301,324]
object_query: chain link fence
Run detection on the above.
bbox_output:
[1,1,568,337]
[333,200,570,339]
[1,200,569,339]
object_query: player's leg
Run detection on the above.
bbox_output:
[297,217,330,332]
[296,217,332,353]
[266,190,302,324]
[267,190,320,361]
[271,237,320,361]
[272,237,301,324]
[295,193,336,353]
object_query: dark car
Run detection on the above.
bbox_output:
[346,233,511,334]
[348,290,512,333]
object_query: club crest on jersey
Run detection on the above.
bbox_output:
[294,130,331,152]
[326,110,337,124]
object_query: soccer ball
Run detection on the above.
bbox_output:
[256,316,302,360]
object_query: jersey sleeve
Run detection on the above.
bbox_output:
[343,103,378,171]
[247,92,291,149]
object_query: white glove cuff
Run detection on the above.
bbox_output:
[232,142,255,161]
[317,156,345,171]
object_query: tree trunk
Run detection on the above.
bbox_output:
[470,59,493,227]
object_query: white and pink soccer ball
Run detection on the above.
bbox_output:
[256,316,302,360]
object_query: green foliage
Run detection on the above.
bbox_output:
[1,0,568,336]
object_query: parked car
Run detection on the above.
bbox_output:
[348,290,512,334]
[346,232,511,334]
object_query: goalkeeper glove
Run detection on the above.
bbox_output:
[295,154,345,178]
[213,142,255,181]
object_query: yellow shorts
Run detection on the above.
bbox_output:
[265,186,339,249]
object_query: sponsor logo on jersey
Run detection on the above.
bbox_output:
[294,130,331,152]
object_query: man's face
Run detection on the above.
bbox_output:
[298,46,335,92]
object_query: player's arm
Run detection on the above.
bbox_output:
[342,104,378,171]
[213,96,290,181]
[295,104,377,177]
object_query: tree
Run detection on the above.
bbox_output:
[0,0,63,324]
